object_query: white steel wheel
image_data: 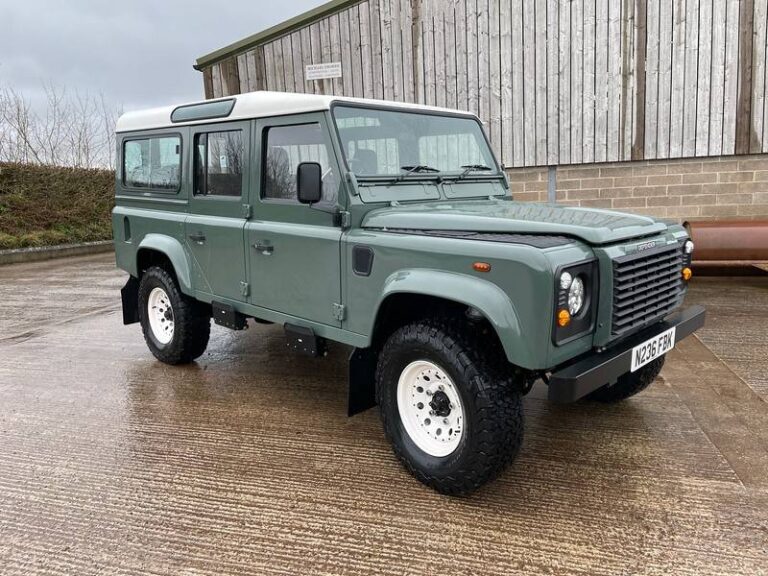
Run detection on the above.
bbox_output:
[147,287,174,345]
[396,360,464,457]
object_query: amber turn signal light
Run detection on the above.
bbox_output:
[473,262,492,273]
[682,267,692,281]
[557,309,571,327]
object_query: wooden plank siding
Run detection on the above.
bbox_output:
[200,0,768,167]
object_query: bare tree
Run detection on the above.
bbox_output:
[0,82,122,169]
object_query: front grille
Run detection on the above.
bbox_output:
[611,243,684,337]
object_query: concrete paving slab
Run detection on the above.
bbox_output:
[686,276,768,401]
[0,254,766,575]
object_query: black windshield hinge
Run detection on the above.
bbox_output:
[334,210,352,229]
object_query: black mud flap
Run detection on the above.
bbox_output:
[348,347,378,416]
[121,276,140,325]
[284,324,326,357]
[212,301,247,330]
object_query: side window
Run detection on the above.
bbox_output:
[262,123,337,203]
[122,135,181,190]
[194,130,243,197]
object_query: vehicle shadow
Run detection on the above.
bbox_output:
[120,321,687,511]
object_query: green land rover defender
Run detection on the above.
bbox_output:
[114,92,705,495]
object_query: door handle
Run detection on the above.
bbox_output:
[188,232,206,244]
[253,242,274,255]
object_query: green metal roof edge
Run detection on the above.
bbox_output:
[194,0,364,70]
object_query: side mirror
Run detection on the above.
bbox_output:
[297,162,322,204]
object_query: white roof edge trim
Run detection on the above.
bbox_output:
[115,91,478,133]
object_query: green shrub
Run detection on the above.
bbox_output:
[0,163,114,249]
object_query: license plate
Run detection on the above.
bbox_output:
[630,327,676,372]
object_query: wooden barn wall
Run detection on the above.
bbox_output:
[202,0,768,169]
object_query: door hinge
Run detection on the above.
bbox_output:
[240,281,250,297]
[334,210,351,229]
[242,204,252,219]
[332,303,346,321]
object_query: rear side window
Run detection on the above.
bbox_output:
[123,136,181,190]
[194,130,243,197]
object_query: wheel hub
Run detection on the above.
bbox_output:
[429,390,451,417]
[147,287,175,345]
[396,360,464,457]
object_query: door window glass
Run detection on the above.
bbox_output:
[123,135,181,190]
[194,130,243,197]
[263,123,337,203]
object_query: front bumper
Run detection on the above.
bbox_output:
[548,305,706,403]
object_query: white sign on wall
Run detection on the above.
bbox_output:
[305,62,342,81]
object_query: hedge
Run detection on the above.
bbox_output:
[0,163,114,250]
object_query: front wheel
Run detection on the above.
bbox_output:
[138,266,211,365]
[375,319,524,496]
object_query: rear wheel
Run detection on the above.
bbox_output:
[138,266,210,365]
[376,318,523,496]
[587,357,665,403]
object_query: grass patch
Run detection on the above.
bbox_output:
[0,163,114,250]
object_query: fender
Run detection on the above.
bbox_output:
[375,268,534,367]
[137,234,194,295]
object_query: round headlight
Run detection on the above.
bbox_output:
[684,240,694,254]
[560,271,573,290]
[568,277,585,315]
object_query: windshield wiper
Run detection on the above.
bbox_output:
[456,164,494,179]
[397,164,440,180]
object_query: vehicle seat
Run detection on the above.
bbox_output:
[265,147,294,198]
[351,148,378,175]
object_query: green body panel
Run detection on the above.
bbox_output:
[246,220,342,326]
[113,206,192,294]
[113,106,692,374]
[342,229,599,369]
[361,200,669,245]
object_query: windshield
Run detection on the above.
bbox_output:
[332,105,499,178]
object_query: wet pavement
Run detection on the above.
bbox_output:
[1,253,767,576]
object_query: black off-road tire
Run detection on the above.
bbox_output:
[375,318,524,496]
[586,357,665,403]
[138,266,211,365]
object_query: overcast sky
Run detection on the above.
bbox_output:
[0,0,321,112]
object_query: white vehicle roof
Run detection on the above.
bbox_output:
[116,91,477,133]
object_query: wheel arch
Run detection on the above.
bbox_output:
[370,269,526,363]
[136,234,193,295]
[348,269,529,417]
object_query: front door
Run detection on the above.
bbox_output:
[185,122,250,302]
[247,113,343,326]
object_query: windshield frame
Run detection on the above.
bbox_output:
[329,101,504,182]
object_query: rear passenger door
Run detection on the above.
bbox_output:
[185,122,250,302]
